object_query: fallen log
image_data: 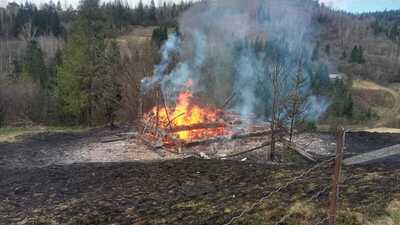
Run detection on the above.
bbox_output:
[218,140,272,158]
[101,137,127,143]
[281,138,316,163]
[183,129,284,148]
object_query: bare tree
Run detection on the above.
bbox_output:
[285,58,308,144]
[19,21,38,43]
[265,42,289,161]
[119,40,158,124]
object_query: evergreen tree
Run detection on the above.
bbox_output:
[349,45,365,64]
[149,0,157,24]
[325,44,330,56]
[152,26,168,48]
[56,0,122,124]
[56,1,62,11]
[331,79,353,118]
[22,40,48,88]
[350,45,359,63]
[57,0,105,123]
[136,0,145,24]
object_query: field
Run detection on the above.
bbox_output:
[1,127,400,225]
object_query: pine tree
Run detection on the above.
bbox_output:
[149,0,157,24]
[349,45,365,64]
[22,40,48,88]
[56,0,122,125]
[57,0,106,123]
[136,0,145,24]
[325,44,330,56]
[152,26,168,48]
[350,45,359,63]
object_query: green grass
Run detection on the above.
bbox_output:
[0,125,89,142]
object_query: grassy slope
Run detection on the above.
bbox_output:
[352,79,400,132]
[0,126,89,142]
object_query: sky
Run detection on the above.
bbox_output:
[0,0,399,13]
[320,0,400,13]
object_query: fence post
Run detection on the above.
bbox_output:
[329,128,345,225]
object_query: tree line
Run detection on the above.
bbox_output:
[0,0,189,127]
[0,0,192,38]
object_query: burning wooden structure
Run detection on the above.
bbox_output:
[138,83,280,153]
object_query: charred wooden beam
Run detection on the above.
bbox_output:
[168,123,227,133]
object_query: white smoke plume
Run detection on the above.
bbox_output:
[143,0,330,121]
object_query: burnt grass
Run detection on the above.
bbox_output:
[1,130,400,225]
[0,158,400,225]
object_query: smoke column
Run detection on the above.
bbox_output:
[144,0,331,121]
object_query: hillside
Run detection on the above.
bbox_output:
[314,8,400,83]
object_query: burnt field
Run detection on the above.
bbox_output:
[2,159,400,225]
[1,128,400,225]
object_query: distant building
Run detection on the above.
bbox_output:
[329,73,346,81]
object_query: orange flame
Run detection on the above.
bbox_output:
[148,90,227,141]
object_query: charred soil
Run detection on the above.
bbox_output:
[1,128,400,225]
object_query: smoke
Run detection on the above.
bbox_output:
[143,0,331,121]
[141,33,180,93]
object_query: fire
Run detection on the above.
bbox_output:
[148,91,227,141]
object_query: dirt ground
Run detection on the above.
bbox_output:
[0,127,181,169]
[1,127,400,225]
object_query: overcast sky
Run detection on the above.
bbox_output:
[1,0,399,13]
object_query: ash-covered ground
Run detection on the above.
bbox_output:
[1,126,400,225]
